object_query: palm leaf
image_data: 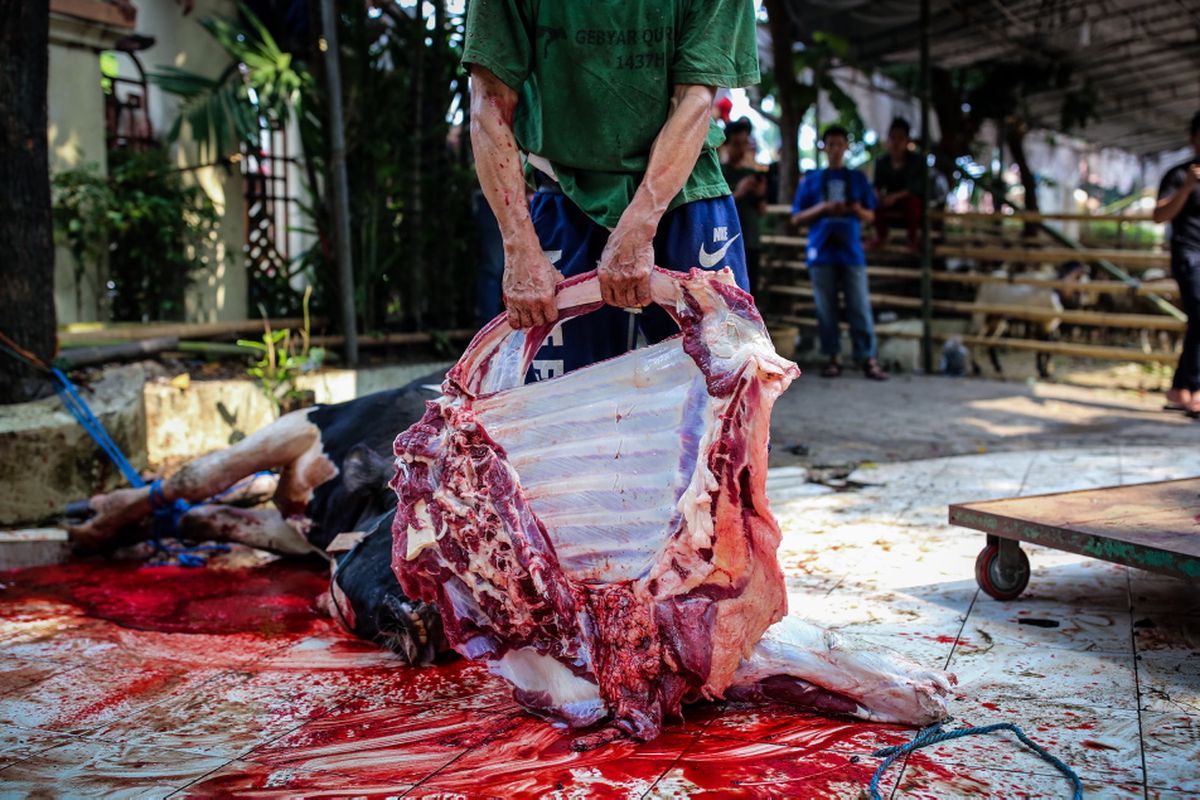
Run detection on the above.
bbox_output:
[150,2,309,159]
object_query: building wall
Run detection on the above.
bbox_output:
[49,0,249,327]
[119,0,248,323]
[48,8,126,325]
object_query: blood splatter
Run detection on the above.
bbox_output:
[1081,738,1119,751]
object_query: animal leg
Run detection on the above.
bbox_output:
[67,409,329,548]
[177,504,321,557]
[989,346,1003,374]
[1036,351,1052,378]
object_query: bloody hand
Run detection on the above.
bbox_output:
[502,242,562,329]
[597,218,654,309]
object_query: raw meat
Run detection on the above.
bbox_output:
[391,268,952,743]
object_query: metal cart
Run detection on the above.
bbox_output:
[949,478,1200,600]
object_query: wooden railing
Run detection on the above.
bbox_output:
[761,209,1181,366]
[773,316,1177,365]
[767,261,1181,298]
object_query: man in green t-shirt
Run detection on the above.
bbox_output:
[464,0,760,378]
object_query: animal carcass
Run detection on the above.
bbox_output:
[391,269,953,744]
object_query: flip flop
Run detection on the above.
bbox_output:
[821,362,842,378]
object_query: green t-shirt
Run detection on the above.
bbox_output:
[462,0,761,229]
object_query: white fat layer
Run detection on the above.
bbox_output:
[473,338,711,584]
[476,331,530,395]
[733,616,953,726]
[405,501,438,559]
[491,648,604,723]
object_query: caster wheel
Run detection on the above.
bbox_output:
[975,544,1030,601]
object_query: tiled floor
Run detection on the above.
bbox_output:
[0,444,1197,798]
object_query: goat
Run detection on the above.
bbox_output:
[970,261,1089,378]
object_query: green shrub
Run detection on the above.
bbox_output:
[52,148,219,321]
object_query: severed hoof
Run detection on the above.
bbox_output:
[376,595,447,666]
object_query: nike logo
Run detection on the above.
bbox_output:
[698,233,740,269]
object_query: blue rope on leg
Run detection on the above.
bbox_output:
[867,721,1083,800]
[146,478,217,566]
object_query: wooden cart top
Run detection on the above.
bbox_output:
[950,478,1200,579]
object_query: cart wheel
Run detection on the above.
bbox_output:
[975,544,1030,601]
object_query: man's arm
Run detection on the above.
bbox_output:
[791,200,834,226]
[1154,165,1199,224]
[469,66,559,330]
[596,84,716,309]
[849,203,875,224]
[791,175,830,225]
[733,173,766,201]
[852,172,877,224]
[873,163,893,207]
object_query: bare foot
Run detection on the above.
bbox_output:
[64,486,151,550]
[1166,388,1193,410]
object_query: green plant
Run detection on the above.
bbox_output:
[155,3,479,330]
[238,287,325,415]
[150,2,308,161]
[51,148,219,321]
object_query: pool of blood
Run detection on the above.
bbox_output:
[0,559,929,797]
[0,558,328,636]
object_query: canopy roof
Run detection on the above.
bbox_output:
[783,0,1200,156]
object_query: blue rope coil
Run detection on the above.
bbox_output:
[868,720,1083,800]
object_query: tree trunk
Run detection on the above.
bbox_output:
[764,0,801,204]
[319,0,358,365]
[408,2,425,330]
[1005,121,1038,212]
[929,67,982,184]
[1004,120,1040,236]
[0,0,55,403]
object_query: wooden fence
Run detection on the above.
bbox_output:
[762,210,1181,366]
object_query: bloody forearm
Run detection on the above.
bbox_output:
[469,67,539,250]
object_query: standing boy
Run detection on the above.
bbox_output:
[791,126,888,380]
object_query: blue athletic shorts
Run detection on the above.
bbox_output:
[526,191,749,380]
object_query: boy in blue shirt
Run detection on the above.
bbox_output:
[791,126,888,380]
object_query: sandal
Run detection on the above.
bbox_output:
[821,361,842,378]
[863,359,889,381]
